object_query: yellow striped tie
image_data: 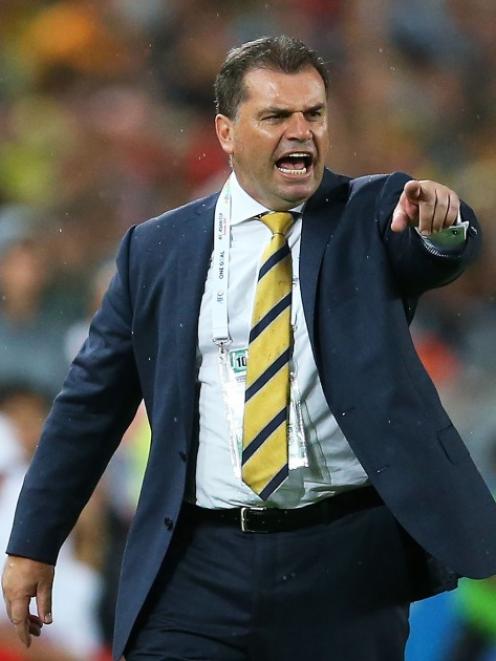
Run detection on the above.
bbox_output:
[242,211,294,500]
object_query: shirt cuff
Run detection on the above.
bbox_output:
[416,211,468,252]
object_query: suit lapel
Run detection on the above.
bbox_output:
[174,194,217,437]
[299,169,349,352]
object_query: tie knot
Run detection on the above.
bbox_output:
[260,212,293,236]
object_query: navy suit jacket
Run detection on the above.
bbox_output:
[7,169,496,659]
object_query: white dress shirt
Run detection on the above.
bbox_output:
[190,173,369,509]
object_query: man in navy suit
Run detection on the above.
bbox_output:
[3,36,496,661]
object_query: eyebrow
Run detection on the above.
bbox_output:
[258,103,325,117]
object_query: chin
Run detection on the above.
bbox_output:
[279,183,317,204]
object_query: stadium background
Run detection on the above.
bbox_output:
[0,1,495,659]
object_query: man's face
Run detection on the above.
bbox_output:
[215,66,330,210]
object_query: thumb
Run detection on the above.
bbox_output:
[390,204,409,232]
[391,182,423,232]
[36,577,53,624]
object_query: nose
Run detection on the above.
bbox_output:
[285,112,312,141]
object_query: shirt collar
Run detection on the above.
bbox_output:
[228,171,305,226]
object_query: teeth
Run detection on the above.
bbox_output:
[287,152,310,158]
[278,166,307,175]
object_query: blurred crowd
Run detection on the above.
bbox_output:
[0,1,495,659]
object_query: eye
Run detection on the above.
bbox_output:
[306,108,323,120]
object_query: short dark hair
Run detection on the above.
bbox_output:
[214,35,329,119]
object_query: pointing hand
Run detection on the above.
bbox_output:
[391,180,460,236]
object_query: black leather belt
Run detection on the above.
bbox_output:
[182,486,383,533]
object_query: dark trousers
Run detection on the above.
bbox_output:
[125,497,417,660]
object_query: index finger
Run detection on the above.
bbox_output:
[10,595,32,647]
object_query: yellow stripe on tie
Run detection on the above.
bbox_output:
[244,306,291,388]
[244,362,290,441]
[251,252,292,324]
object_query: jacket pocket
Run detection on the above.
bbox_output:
[437,424,471,465]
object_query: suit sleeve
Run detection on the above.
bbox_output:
[6,227,142,565]
[376,171,482,298]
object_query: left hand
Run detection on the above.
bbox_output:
[391,180,460,235]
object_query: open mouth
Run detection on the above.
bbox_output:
[275,152,314,176]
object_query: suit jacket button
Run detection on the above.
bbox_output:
[179,451,187,462]
[164,517,174,530]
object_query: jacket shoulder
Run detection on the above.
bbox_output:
[348,171,411,198]
[132,192,219,240]
[319,168,411,204]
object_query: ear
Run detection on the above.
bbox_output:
[215,114,235,156]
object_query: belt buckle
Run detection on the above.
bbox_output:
[240,506,266,533]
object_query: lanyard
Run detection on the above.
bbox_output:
[211,178,303,346]
[211,179,232,348]
[212,179,304,347]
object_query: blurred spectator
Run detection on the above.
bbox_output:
[448,577,496,661]
[441,443,496,661]
[0,381,103,659]
[0,206,69,396]
[64,258,116,362]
